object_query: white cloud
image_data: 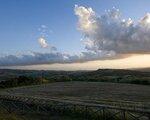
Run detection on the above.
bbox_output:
[74,5,97,33]
[140,13,150,26]
[75,5,150,56]
[1,6,150,67]
[38,37,49,48]
[38,25,55,50]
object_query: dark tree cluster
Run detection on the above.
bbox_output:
[0,76,44,89]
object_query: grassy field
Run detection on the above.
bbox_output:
[0,110,78,120]
[0,108,23,120]
[2,81,150,103]
[0,81,149,120]
[0,105,79,120]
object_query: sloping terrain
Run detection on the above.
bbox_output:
[2,81,150,103]
[1,69,150,85]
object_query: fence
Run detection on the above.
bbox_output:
[0,94,149,120]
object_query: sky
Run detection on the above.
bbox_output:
[0,0,150,70]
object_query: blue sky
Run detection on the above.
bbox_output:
[1,0,150,69]
[0,0,150,54]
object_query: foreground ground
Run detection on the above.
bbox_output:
[0,81,149,120]
[0,110,78,120]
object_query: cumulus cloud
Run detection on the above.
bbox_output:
[0,52,66,66]
[38,37,49,48]
[38,25,56,50]
[38,25,53,37]
[74,5,97,33]
[0,51,81,66]
[38,37,57,51]
[1,5,150,66]
[0,50,116,66]
[75,5,150,56]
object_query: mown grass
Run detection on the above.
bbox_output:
[0,108,82,120]
[0,109,23,120]
[0,113,83,120]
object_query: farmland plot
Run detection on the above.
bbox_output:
[1,81,150,103]
[0,81,150,120]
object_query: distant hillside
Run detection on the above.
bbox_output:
[69,69,150,85]
[88,69,150,77]
[134,68,150,72]
[0,68,150,86]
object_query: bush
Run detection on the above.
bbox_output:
[0,75,48,89]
